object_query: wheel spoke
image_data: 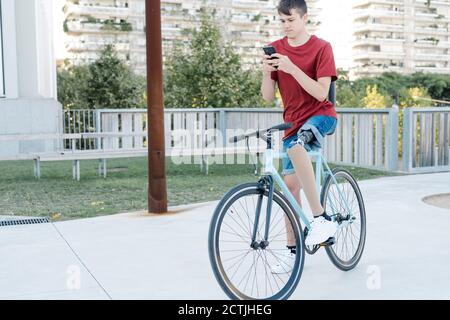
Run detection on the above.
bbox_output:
[221,221,250,244]
[322,171,365,268]
[228,249,252,281]
[266,249,292,275]
[235,199,254,237]
[229,204,253,238]
[212,186,305,299]
[262,250,283,292]
[268,207,285,239]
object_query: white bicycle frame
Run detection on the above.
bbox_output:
[263,148,354,231]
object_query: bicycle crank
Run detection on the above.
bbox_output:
[320,237,336,247]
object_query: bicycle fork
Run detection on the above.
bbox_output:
[250,176,274,250]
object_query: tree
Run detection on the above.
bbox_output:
[399,87,432,108]
[352,72,450,103]
[86,45,146,109]
[57,61,91,109]
[363,85,392,109]
[57,45,146,110]
[335,69,363,107]
[408,72,450,102]
[164,10,274,108]
[336,85,362,107]
[354,72,407,102]
[395,87,431,158]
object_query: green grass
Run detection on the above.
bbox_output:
[0,156,402,221]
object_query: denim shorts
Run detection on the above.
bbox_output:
[282,115,337,176]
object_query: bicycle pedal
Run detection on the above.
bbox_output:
[320,237,336,247]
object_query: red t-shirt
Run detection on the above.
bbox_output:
[270,35,337,139]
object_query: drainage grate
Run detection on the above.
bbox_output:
[0,217,50,227]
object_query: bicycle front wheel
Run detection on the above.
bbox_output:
[321,168,366,271]
[209,182,305,300]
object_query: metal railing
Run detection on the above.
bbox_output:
[63,109,98,150]
[64,108,400,172]
[325,108,398,172]
[403,107,450,173]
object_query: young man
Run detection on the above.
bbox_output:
[261,0,338,273]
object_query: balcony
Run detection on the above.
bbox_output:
[232,0,269,11]
[161,12,196,23]
[130,44,147,53]
[415,66,450,74]
[161,26,182,38]
[354,23,403,34]
[353,9,404,21]
[67,42,130,52]
[64,3,130,17]
[66,20,135,34]
[231,16,255,25]
[414,26,449,36]
[413,39,450,49]
[353,0,404,9]
[353,65,406,77]
[163,0,183,3]
[353,51,406,61]
[353,37,405,48]
[238,31,261,41]
[415,53,450,62]
[414,12,450,23]
[415,0,450,8]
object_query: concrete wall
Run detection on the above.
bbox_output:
[0,0,4,97]
[0,0,61,158]
[0,99,62,157]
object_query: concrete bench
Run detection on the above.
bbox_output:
[2,132,266,180]
[33,145,266,181]
[0,133,82,177]
[33,148,148,180]
[0,133,81,142]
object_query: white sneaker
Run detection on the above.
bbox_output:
[304,216,337,246]
[270,250,295,274]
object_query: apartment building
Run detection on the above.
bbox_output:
[165,0,321,67]
[352,0,450,78]
[63,0,146,74]
[63,0,320,75]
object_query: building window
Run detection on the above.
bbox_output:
[0,1,5,97]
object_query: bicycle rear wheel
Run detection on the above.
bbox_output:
[209,182,305,300]
[321,168,366,271]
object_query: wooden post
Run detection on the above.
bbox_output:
[147,0,168,213]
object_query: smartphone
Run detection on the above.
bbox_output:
[263,45,277,59]
[263,45,278,70]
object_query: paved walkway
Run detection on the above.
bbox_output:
[1,172,450,299]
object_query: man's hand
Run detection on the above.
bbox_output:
[269,53,298,75]
[262,54,277,76]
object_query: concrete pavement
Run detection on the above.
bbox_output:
[1,172,450,299]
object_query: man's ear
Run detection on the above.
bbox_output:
[302,13,308,23]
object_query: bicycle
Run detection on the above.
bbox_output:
[208,122,366,300]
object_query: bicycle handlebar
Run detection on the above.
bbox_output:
[229,122,293,144]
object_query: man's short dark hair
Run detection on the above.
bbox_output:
[277,0,308,16]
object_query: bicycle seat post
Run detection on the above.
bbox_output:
[266,130,273,150]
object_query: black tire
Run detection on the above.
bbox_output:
[320,168,366,271]
[209,182,305,300]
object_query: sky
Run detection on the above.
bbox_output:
[316,0,353,70]
[52,0,353,69]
